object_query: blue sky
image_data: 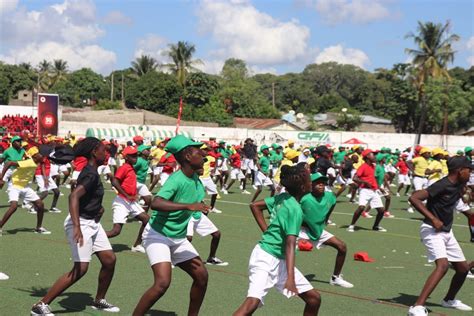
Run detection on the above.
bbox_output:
[1,0,473,75]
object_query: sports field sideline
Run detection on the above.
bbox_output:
[0,185,472,315]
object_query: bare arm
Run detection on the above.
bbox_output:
[150,197,210,213]
[69,185,87,246]
[353,175,372,189]
[111,177,134,201]
[284,235,298,296]
[250,200,269,232]
[409,190,443,231]
[0,161,18,186]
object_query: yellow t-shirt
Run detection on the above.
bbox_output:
[273,158,293,184]
[412,156,429,177]
[440,159,448,176]
[427,160,443,182]
[11,159,37,189]
[200,156,216,179]
[352,153,363,169]
[307,157,315,166]
[150,147,165,165]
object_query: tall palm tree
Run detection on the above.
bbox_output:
[165,41,202,88]
[37,60,52,92]
[405,21,459,142]
[51,59,68,86]
[131,55,158,77]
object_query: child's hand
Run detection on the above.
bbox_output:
[432,218,444,232]
[283,279,298,298]
[187,203,211,213]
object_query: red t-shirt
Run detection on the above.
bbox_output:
[114,163,137,201]
[35,157,51,177]
[159,153,176,174]
[356,162,378,190]
[230,153,241,168]
[395,160,409,175]
[73,156,88,172]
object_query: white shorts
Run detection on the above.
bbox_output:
[50,164,59,177]
[327,167,336,178]
[35,175,58,192]
[160,173,171,186]
[455,198,471,213]
[413,176,428,191]
[137,182,151,197]
[298,228,334,249]
[153,166,163,176]
[108,157,117,166]
[336,174,353,185]
[200,177,218,195]
[420,223,466,263]
[7,184,39,203]
[71,170,81,181]
[142,223,199,266]
[60,164,70,173]
[358,188,384,208]
[242,158,255,171]
[64,215,112,262]
[220,159,229,172]
[230,167,245,180]
[255,172,273,187]
[2,168,14,182]
[112,195,145,224]
[97,165,111,175]
[247,244,313,305]
[350,169,357,178]
[385,165,396,173]
[186,215,218,237]
[397,174,411,185]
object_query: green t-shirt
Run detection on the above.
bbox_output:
[300,192,336,241]
[270,151,283,167]
[150,170,206,238]
[133,157,149,184]
[333,151,346,164]
[2,147,25,170]
[375,163,385,186]
[259,193,303,259]
[217,148,230,159]
[259,155,271,173]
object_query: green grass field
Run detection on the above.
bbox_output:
[0,182,473,316]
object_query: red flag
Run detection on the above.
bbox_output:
[176,96,183,135]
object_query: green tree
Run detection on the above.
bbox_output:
[405,20,460,141]
[165,41,201,88]
[0,72,10,104]
[36,60,52,92]
[221,58,248,81]
[131,55,159,77]
[185,72,219,107]
[0,63,36,102]
[51,59,68,86]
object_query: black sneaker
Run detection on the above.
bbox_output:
[206,257,229,266]
[91,299,120,313]
[31,302,54,315]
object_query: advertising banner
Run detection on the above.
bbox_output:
[37,93,59,136]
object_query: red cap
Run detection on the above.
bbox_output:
[297,239,313,252]
[122,146,138,156]
[234,145,241,150]
[361,149,373,158]
[133,135,144,143]
[353,251,375,262]
[415,145,422,153]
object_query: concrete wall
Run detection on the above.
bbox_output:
[58,121,473,153]
[0,105,63,120]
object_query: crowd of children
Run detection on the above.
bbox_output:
[0,132,472,316]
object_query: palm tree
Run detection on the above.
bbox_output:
[405,21,459,142]
[36,60,52,92]
[51,59,68,86]
[130,55,158,77]
[165,41,202,88]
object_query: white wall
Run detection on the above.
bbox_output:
[58,121,473,153]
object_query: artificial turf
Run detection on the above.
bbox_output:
[0,182,472,315]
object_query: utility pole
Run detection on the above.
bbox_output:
[272,82,275,108]
[121,73,125,109]
[110,72,114,101]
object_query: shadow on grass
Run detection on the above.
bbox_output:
[338,225,372,231]
[18,286,94,313]
[112,243,131,253]
[378,293,443,308]
[6,227,35,235]
[304,273,330,285]
[148,310,178,316]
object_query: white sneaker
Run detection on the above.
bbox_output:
[138,200,145,206]
[327,219,336,226]
[373,226,387,232]
[396,193,401,197]
[34,227,51,235]
[408,305,428,316]
[91,299,120,312]
[28,209,37,214]
[49,207,62,213]
[330,275,353,288]
[209,208,222,214]
[441,299,472,311]
[347,225,355,232]
[467,271,474,279]
[222,189,228,195]
[252,185,257,190]
[0,272,9,280]
[241,190,251,194]
[239,184,243,190]
[131,245,145,253]
[407,207,414,213]
[31,302,54,316]
[345,194,352,199]
[65,184,71,189]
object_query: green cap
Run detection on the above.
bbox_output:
[376,153,386,162]
[457,150,464,155]
[137,145,151,153]
[260,145,270,152]
[465,146,472,153]
[11,136,22,143]
[310,172,328,183]
[164,135,203,154]
[271,143,278,149]
[219,140,226,144]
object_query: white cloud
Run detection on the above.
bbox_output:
[0,0,19,13]
[133,34,170,64]
[249,65,277,75]
[312,0,390,25]
[0,0,116,74]
[467,36,474,66]
[103,10,133,25]
[314,44,370,69]
[197,0,311,65]
[196,59,225,75]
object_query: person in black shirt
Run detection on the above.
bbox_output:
[242,138,257,185]
[407,156,474,315]
[31,137,120,316]
[335,154,355,198]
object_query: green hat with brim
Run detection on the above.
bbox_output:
[219,140,226,145]
[137,145,151,153]
[260,145,270,152]
[456,150,464,155]
[376,153,386,163]
[164,135,203,154]
[11,136,22,143]
[465,146,473,153]
[311,172,328,183]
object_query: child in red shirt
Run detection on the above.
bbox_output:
[395,154,411,197]
[223,146,248,194]
[35,157,62,213]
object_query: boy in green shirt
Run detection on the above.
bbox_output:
[235,164,321,315]
[251,145,275,202]
[133,135,211,316]
[298,173,354,288]
[134,145,153,212]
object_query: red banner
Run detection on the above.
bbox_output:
[175,96,183,135]
[37,93,59,136]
